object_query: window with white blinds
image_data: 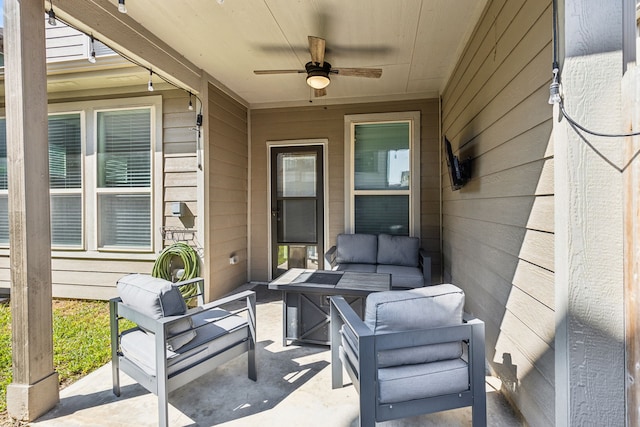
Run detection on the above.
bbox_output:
[49,113,83,247]
[0,114,83,248]
[0,98,159,254]
[345,112,420,237]
[96,108,152,249]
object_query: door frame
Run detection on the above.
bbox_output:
[266,139,329,281]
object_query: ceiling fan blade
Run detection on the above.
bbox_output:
[332,67,383,78]
[254,69,306,75]
[309,36,326,65]
[314,88,327,97]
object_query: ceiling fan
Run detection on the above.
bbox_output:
[253,36,383,97]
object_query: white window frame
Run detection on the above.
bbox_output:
[48,111,85,250]
[344,111,421,237]
[93,105,157,252]
[0,95,163,258]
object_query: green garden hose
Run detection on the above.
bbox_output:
[152,242,200,301]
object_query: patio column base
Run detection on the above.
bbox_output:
[7,371,59,422]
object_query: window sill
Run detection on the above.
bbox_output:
[0,248,157,261]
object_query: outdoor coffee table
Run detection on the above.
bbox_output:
[268,268,391,346]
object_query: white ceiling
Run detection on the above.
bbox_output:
[39,0,487,108]
[114,0,488,108]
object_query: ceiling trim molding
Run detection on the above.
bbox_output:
[249,90,439,110]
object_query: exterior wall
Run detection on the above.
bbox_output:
[45,21,114,62]
[555,0,626,424]
[440,0,553,425]
[249,99,440,283]
[205,83,249,299]
[0,89,197,300]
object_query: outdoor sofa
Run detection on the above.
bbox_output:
[324,233,431,288]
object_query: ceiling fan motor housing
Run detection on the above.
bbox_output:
[306,61,332,89]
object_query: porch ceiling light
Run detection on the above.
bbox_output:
[88,36,97,64]
[118,0,127,14]
[48,6,57,26]
[148,70,154,92]
[305,62,331,90]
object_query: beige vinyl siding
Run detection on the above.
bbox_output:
[0,90,198,300]
[205,83,248,299]
[163,91,199,235]
[45,22,115,63]
[250,99,440,283]
[45,24,89,62]
[441,0,553,425]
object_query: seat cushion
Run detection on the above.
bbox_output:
[378,358,469,403]
[376,265,424,288]
[376,234,420,267]
[365,284,465,366]
[335,234,378,264]
[117,274,187,319]
[120,308,249,377]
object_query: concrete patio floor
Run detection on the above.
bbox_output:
[32,284,524,427]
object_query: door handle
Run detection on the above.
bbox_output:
[271,210,280,218]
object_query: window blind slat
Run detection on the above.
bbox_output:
[49,114,82,189]
[51,194,82,246]
[98,194,151,248]
[353,122,411,235]
[97,109,151,188]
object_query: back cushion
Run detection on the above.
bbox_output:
[335,233,378,264]
[364,284,465,366]
[377,234,420,267]
[117,273,187,319]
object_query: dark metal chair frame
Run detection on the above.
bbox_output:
[330,295,486,427]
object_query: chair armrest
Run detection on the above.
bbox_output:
[111,297,160,332]
[330,296,374,390]
[111,290,257,338]
[173,277,205,305]
[375,312,484,352]
[375,322,474,351]
[330,295,372,338]
[324,245,338,269]
[419,249,432,285]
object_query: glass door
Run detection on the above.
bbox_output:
[270,145,324,279]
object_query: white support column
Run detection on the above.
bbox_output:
[554,0,625,425]
[4,0,59,421]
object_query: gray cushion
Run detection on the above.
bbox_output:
[376,234,420,267]
[365,284,465,366]
[376,265,424,288]
[120,308,249,377]
[378,358,469,403]
[163,307,203,351]
[335,234,378,264]
[117,274,187,319]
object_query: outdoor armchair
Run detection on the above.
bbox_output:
[330,284,486,427]
[110,274,257,427]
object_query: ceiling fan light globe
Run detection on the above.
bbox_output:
[307,75,330,89]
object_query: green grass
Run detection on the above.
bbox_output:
[0,299,122,413]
